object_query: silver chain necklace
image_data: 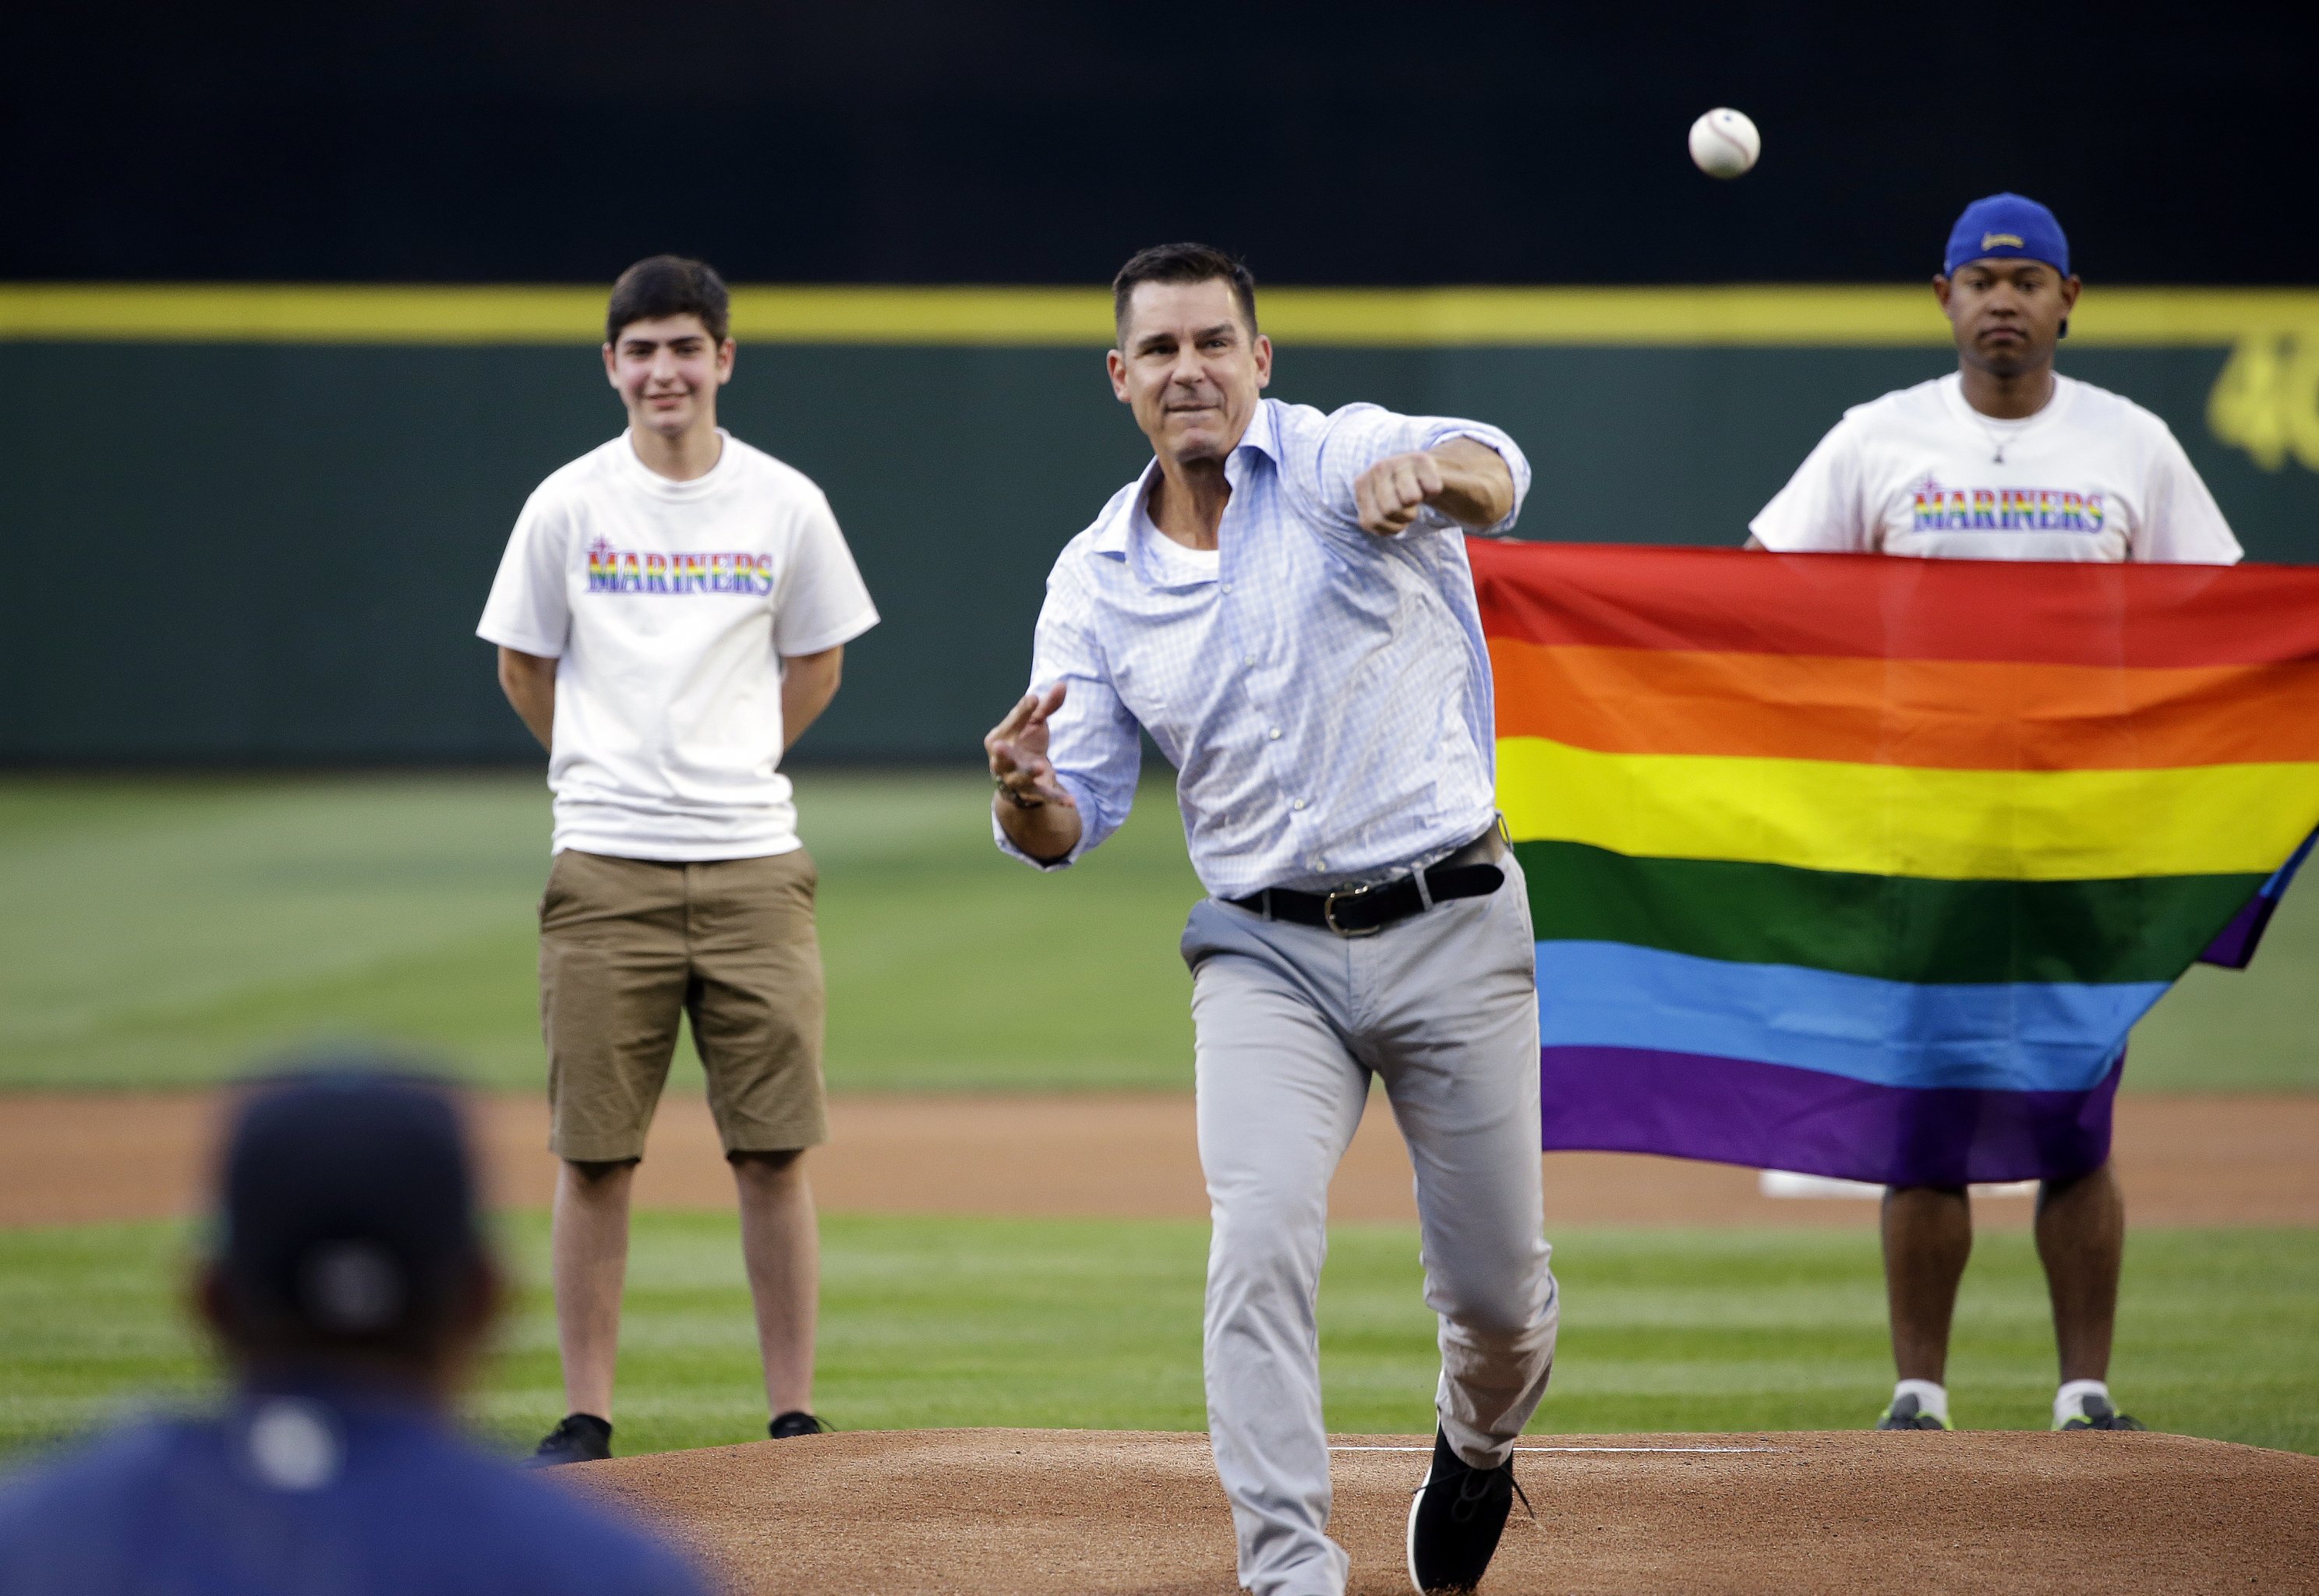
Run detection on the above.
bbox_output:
[1964,377,2055,463]
[1970,413,2017,464]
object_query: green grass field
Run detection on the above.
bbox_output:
[0,772,1200,1092]
[2,772,2314,1093]
[3,775,2312,1475]
[3,1216,2314,1465]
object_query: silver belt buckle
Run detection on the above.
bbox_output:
[1322,883,1382,937]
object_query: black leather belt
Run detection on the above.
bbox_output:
[1225,828,1507,937]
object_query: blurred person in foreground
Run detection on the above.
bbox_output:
[1748,194,2240,1435]
[0,1068,708,1596]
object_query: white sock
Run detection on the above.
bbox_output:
[1893,1379,1949,1425]
[2055,1379,2110,1426]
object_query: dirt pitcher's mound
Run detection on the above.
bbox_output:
[569,1427,2319,1594]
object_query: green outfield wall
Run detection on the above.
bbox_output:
[4,287,2316,763]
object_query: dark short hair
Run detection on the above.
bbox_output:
[606,254,731,345]
[1111,242,1258,342]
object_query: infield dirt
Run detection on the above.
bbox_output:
[571,1426,2319,1594]
[0,1089,2312,1229]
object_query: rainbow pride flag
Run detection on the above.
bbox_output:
[1471,541,2319,1186]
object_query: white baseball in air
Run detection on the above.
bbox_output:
[1688,108,1761,178]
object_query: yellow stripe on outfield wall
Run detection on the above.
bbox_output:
[1495,736,2319,881]
[2,284,2317,346]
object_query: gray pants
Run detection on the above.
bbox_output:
[1181,855,1558,1596]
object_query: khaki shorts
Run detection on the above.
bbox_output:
[539,847,828,1163]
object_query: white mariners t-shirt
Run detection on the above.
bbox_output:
[477,430,879,860]
[1750,373,2242,565]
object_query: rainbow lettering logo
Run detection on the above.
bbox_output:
[585,537,776,596]
[1910,478,2104,535]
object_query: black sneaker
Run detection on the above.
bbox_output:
[1406,1428,1525,1594]
[769,1411,829,1439]
[1875,1393,1950,1431]
[2058,1393,2148,1432]
[527,1412,613,1467]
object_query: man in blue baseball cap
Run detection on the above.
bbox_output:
[0,1065,709,1596]
[1935,193,2080,437]
[1748,196,2242,1435]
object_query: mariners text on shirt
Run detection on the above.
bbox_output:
[1913,480,2105,534]
[585,537,776,595]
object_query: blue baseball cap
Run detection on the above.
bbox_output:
[1943,193,2070,277]
[219,1065,483,1343]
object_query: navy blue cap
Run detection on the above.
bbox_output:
[219,1067,483,1341]
[1943,193,2070,277]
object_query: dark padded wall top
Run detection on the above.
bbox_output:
[2,2,2303,286]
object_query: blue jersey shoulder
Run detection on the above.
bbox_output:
[0,1413,706,1596]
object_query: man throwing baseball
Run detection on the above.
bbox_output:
[480,256,878,1464]
[987,243,1557,1596]
[1748,194,2240,1435]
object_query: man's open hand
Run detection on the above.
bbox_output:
[985,682,1077,810]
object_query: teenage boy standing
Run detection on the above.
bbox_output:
[480,256,878,1464]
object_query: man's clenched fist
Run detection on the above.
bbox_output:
[1352,450,1448,535]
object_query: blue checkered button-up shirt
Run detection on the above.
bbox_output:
[998,397,1530,899]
